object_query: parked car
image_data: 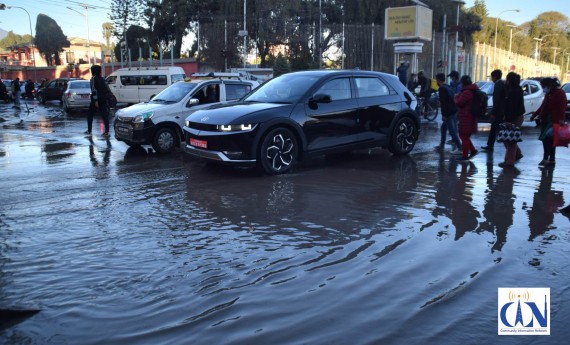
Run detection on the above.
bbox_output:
[183,69,420,175]
[477,79,544,122]
[561,83,570,119]
[114,73,259,153]
[62,80,92,112]
[36,78,83,104]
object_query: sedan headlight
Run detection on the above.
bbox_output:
[217,124,254,132]
[133,111,154,123]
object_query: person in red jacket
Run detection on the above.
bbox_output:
[530,77,567,167]
[454,75,479,162]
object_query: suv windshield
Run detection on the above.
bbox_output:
[150,82,198,103]
[244,74,320,104]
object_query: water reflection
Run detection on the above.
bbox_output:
[478,166,519,252]
[88,137,112,181]
[527,167,564,240]
[41,140,75,164]
[183,152,419,240]
[450,160,480,240]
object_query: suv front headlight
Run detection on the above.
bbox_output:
[217,124,255,132]
[133,111,154,123]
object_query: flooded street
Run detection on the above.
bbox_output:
[1,100,569,344]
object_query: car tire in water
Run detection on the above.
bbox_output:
[258,127,298,175]
[37,93,45,104]
[152,127,177,154]
[388,116,418,155]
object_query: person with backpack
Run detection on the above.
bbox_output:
[482,69,506,152]
[85,65,111,137]
[499,72,525,168]
[454,75,479,162]
[435,73,461,152]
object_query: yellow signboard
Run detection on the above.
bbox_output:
[385,6,433,41]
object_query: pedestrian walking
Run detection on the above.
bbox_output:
[530,77,567,167]
[11,77,21,109]
[499,72,525,168]
[407,73,417,92]
[25,79,35,99]
[481,69,506,152]
[396,61,410,86]
[454,75,479,162]
[448,70,461,94]
[85,65,111,137]
[434,73,461,152]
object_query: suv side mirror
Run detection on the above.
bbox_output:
[187,98,199,107]
[308,93,331,109]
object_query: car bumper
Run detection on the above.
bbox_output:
[183,127,258,166]
[114,120,155,145]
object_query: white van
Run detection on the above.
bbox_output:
[105,66,186,104]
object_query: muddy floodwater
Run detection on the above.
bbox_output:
[1,103,570,344]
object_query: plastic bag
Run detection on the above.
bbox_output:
[553,123,570,147]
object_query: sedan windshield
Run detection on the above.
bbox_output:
[244,74,320,103]
[150,82,198,103]
[68,81,91,89]
[562,83,570,93]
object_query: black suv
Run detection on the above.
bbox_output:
[36,78,83,104]
[183,70,420,175]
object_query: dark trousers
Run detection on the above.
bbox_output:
[88,101,110,133]
[542,128,556,161]
[486,118,501,147]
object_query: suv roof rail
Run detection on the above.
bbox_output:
[191,72,243,81]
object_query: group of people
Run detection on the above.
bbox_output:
[433,68,567,169]
[0,78,37,109]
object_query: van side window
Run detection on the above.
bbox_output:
[226,84,251,101]
[106,76,117,84]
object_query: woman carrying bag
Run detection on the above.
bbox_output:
[530,78,567,167]
[499,72,525,168]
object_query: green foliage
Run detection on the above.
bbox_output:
[0,32,32,49]
[34,14,70,66]
[272,53,290,77]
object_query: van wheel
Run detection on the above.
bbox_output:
[152,127,177,154]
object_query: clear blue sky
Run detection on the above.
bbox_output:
[463,0,570,25]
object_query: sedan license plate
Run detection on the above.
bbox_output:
[81,94,89,99]
[190,138,207,149]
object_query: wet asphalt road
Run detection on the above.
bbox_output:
[1,98,570,344]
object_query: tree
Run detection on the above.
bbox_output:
[113,25,151,61]
[0,32,32,49]
[102,22,114,49]
[110,0,145,42]
[34,14,70,66]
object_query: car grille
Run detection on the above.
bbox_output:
[186,121,217,131]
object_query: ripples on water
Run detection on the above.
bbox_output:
[1,133,569,344]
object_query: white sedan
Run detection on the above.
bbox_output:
[482,79,544,120]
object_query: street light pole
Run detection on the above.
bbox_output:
[506,24,517,72]
[493,9,519,67]
[451,0,464,72]
[1,4,36,81]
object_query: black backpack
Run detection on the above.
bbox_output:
[471,88,488,118]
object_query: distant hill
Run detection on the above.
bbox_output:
[0,28,8,40]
